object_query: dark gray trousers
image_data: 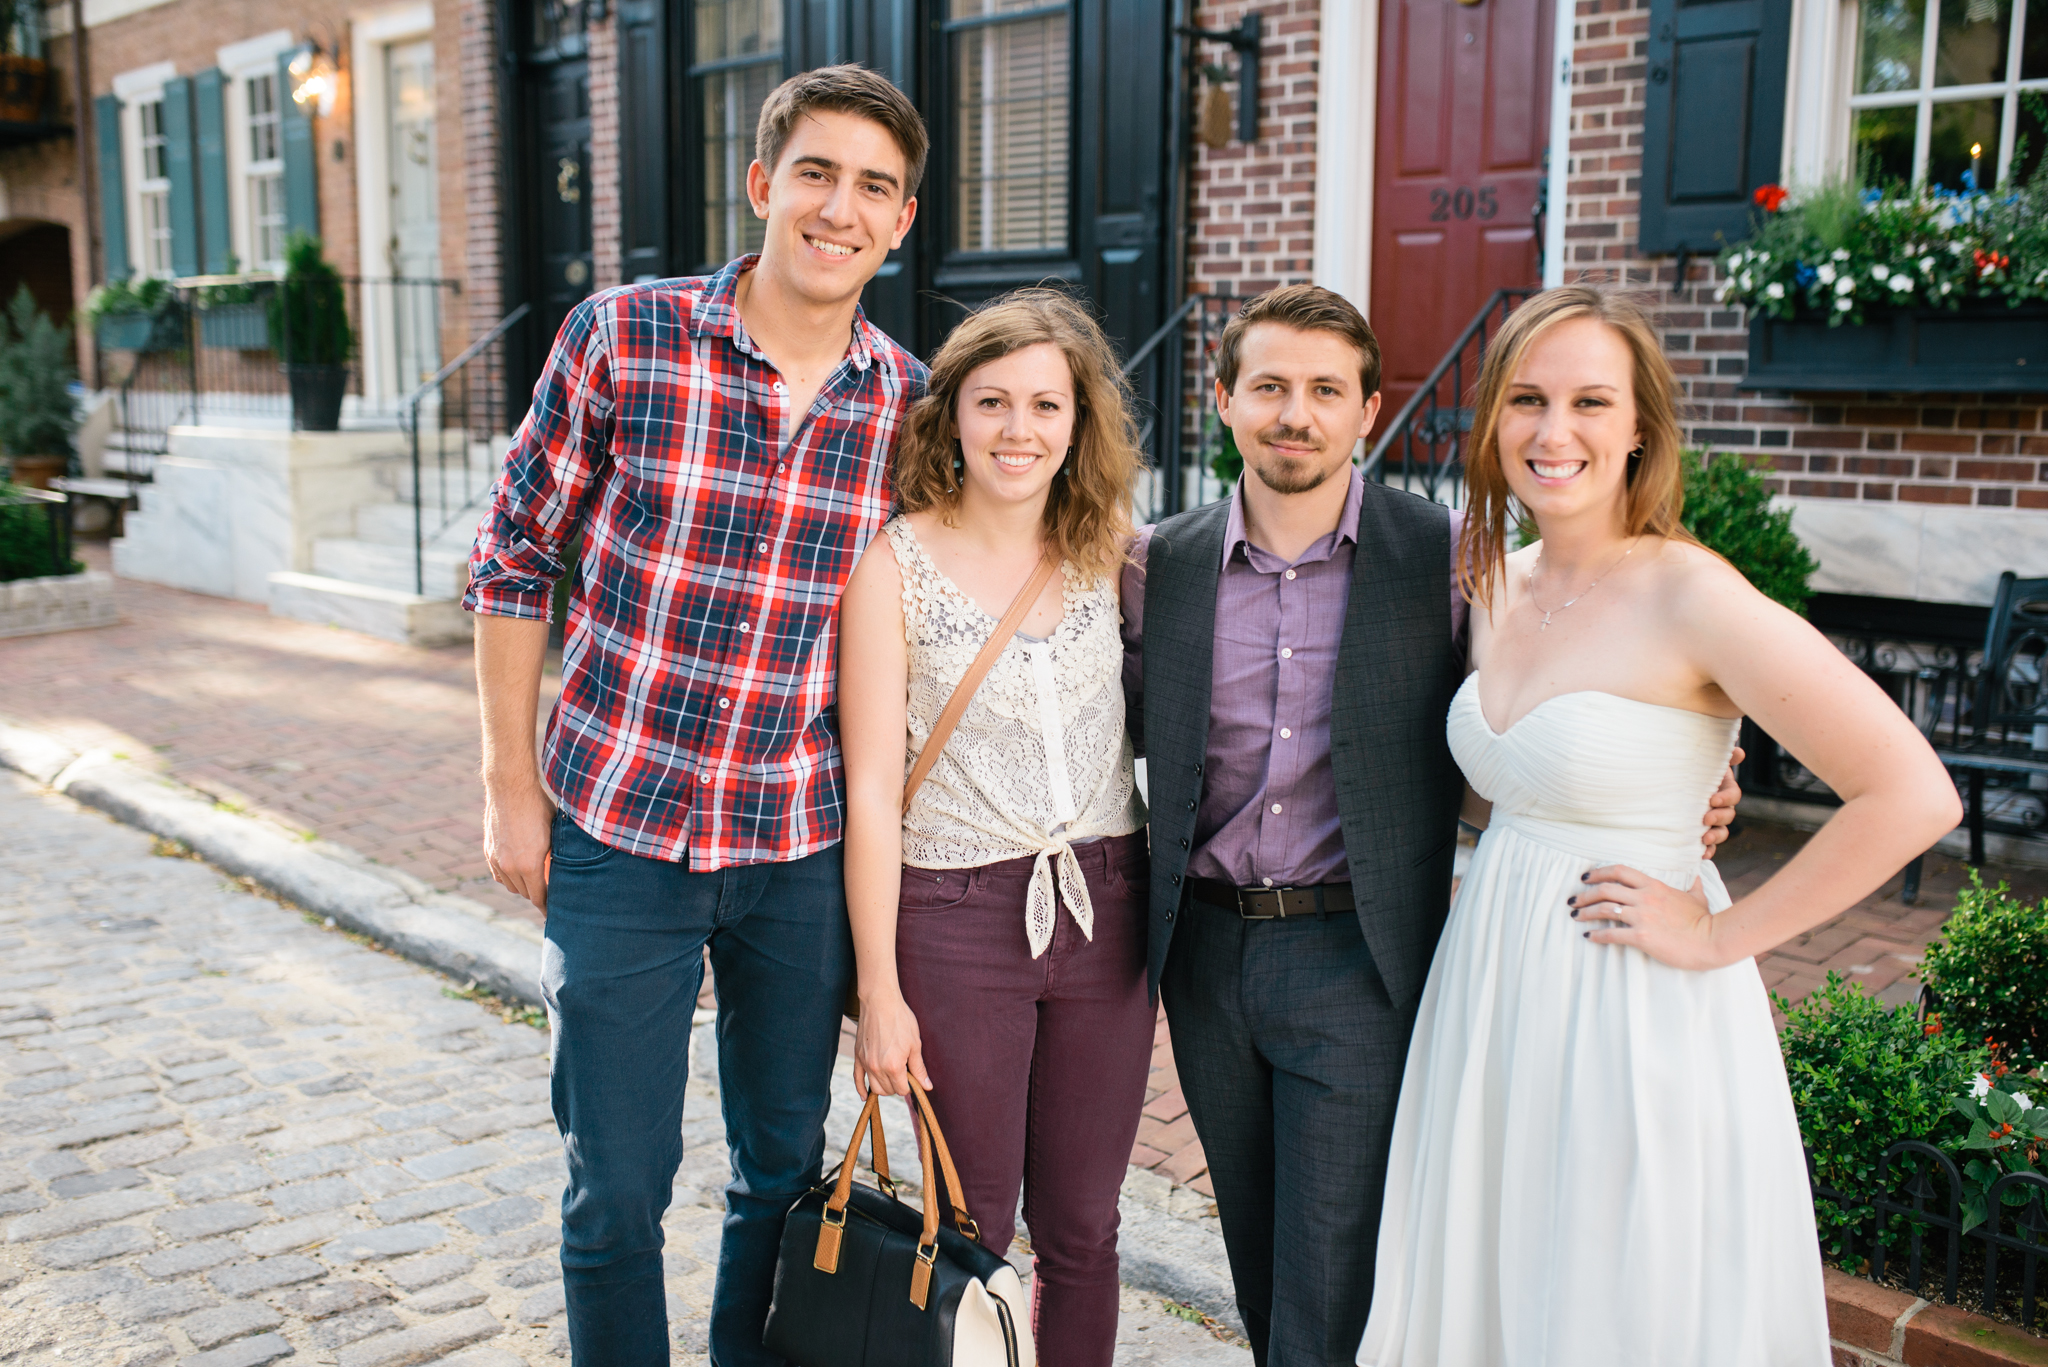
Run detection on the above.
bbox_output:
[1160,894,1417,1366]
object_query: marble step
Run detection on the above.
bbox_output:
[268,571,471,648]
[311,537,471,599]
[353,499,492,549]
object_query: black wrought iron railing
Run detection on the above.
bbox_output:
[1120,293,1245,522]
[1361,288,1535,505]
[1810,1140,2048,1329]
[401,304,533,595]
[93,274,464,473]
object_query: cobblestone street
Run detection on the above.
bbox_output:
[0,773,1247,1365]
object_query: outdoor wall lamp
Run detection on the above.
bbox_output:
[290,42,340,119]
[1178,12,1262,145]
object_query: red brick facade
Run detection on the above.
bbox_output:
[1561,0,2048,514]
[1185,0,1319,297]
[586,10,620,293]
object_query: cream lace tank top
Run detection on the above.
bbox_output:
[884,516,1146,958]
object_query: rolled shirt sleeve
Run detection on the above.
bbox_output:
[463,300,617,621]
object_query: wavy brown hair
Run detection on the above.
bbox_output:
[1458,285,1701,610]
[895,288,1143,580]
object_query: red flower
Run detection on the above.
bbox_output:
[1753,184,1790,213]
[1925,1019,1944,1035]
[1974,249,2011,276]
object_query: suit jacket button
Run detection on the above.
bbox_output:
[1171,874,1181,885]
[1179,838,1189,849]
[1194,764,1203,775]
[1165,909,1175,921]
[1186,800,1197,811]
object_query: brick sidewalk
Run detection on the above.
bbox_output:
[8,560,2046,1209]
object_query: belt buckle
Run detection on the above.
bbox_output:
[1238,886,1286,920]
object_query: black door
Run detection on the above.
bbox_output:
[513,0,596,394]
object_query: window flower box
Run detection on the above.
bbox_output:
[94,309,183,353]
[1743,300,2048,393]
[0,55,48,125]
[198,302,271,350]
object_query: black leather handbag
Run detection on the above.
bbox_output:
[763,1078,1035,1367]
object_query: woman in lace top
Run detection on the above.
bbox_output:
[839,289,1151,1366]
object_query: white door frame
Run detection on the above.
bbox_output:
[1313,0,1379,322]
[352,1,435,410]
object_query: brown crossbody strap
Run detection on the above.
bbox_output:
[899,551,1058,816]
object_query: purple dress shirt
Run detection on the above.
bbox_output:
[1120,467,1468,889]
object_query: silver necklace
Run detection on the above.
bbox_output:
[1527,537,1639,630]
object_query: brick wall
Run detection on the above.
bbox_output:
[1561,0,2048,514]
[1185,0,1320,298]
[457,0,501,336]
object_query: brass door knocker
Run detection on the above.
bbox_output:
[557,158,582,203]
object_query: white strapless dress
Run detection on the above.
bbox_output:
[1357,675,1830,1367]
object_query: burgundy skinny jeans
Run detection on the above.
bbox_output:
[895,830,1155,1367]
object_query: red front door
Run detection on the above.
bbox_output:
[1371,0,1553,430]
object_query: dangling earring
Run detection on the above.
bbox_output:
[948,440,964,491]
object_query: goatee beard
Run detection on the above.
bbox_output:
[1247,425,1337,495]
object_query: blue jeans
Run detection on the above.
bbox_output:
[542,811,852,1366]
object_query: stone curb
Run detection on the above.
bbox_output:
[0,715,545,1009]
[1827,1266,2048,1365]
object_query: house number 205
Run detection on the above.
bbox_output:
[1429,186,1499,221]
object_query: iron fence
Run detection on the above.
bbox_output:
[1362,288,1536,506]
[93,275,463,481]
[1810,1140,2048,1330]
[402,304,533,595]
[1120,293,1245,523]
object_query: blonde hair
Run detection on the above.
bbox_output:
[894,288,1143,579]
[1458,285,1700,607]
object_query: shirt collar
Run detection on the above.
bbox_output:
[1222,462,1365,568]
[695,253,879,374]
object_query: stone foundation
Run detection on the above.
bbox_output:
[0,569,118,639]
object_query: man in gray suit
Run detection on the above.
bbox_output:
[1120,284,1736,1363]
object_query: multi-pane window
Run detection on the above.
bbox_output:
[692,0,782,265]
[1852,0,2048,188]
[138,98,174,276]
[950,0,1070,253]
[246,73,286,270]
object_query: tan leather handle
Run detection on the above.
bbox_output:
[906,1076,976,1237]
[900,552,1058,816]
[814,1090,892,1274]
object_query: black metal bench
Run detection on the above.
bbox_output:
[1924,571,2048,868]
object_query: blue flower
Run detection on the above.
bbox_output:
[1862,188,1883,205]
[1795,262,1819,288]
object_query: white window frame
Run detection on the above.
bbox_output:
[113,61,177,279]
[1822,0,2048,187]
[217,30,296,274]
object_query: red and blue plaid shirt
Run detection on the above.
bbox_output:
[465,256,927,868]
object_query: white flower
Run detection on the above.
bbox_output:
[1836,297,1853,311]
[1941,280,1954,294]
[1973,1073,1994,1098]
[1766,282,1786,300]
[1921,256,1937,274]
[1832,248,1851,261]
[1835,276,1855,294]
[1759,251,1773,263]
[1818,263,1838,284]
[1873,264,1891,280]
[1740,272,1755,291]
[2018,1092,2034,1111]
[1890,275,1913,292]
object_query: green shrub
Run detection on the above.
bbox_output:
[1949,1065,2048,1232]
[0,285,81,460]
[1778,972,1990,1255]
[268,232,354,365]
[0,482,83,583]
[84,274,176,322]
[1919,871,2048,1072]
[1682,449,1819,615]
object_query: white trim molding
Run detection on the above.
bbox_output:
[110,60,176,101]
[217,30,297,77]
[1313,0,1378,316]
[353,2,439,406]
[1543,0,1573,286]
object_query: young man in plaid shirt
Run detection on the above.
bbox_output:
[465,66,926,1365]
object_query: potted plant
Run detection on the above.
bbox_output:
[197,260,272,350]
[1719,177,2048,393]
[0,0,49,126]
[86,275,184,352]
[0,284,80,489]
[269,232,353,430]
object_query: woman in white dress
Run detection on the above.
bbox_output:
[1358,286,1962,1366]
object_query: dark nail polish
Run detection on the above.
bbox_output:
[1570,909,1579,919]
[1582,931,1590,939]
[1580,873,1590,882]
[1567,895,1577,906]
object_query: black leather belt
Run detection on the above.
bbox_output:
[1187,877,1355,920]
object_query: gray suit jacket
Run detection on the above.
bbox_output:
[1136,482,1465,1009]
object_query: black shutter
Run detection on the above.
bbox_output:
[96,93,130,282]
[162,75,201,277]
[617,0,668,282]
[194,68,233,273]
[1638,0,1792,255]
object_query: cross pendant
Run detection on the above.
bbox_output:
[1538,613,1553,630]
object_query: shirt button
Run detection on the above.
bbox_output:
[738,622,751,633]
[718,698,731,709]
[1262,877,1274,887]
[1281,647,1293,659]
[778,462,787,473]
[773,381,787,394]
[1280,727,1292,739]
[757,541,769,553]
[1284,569,1297,580]
[700,773,711,784]
[1271,803,1283,815]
